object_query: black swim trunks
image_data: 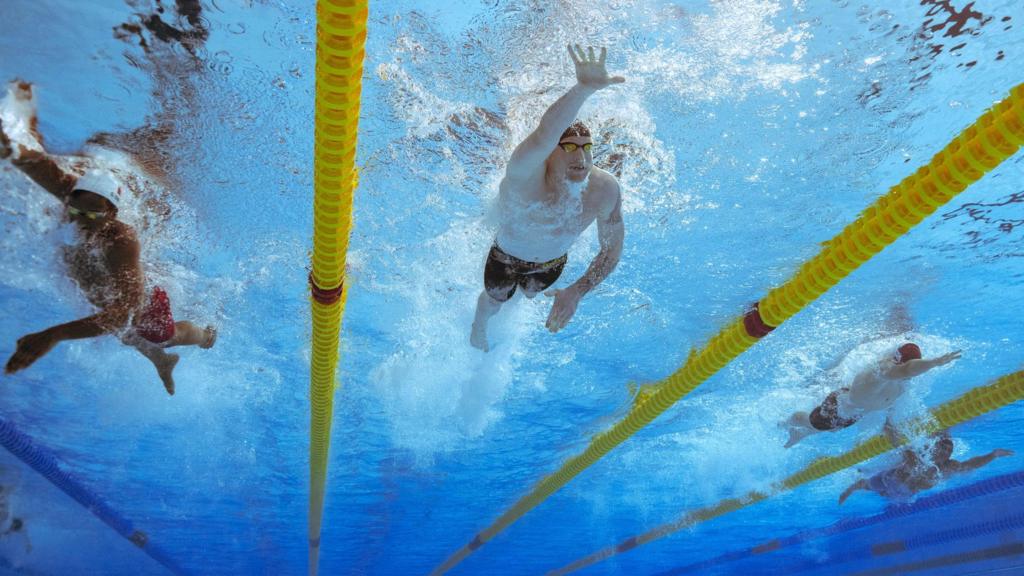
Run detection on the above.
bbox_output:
[809,388,860,431]
[484,244,567,303]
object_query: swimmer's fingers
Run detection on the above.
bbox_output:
[545,307,559,332]
[941,350,963,364]
[574,44,587,63]
[545,296,566,332]
[567,44,581,65]
[546,290,580,333]
[587,46,596,62]
[594,46,624,83]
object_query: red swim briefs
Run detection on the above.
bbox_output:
[134,286,176,344]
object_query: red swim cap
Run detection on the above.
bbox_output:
[895,343,922,364]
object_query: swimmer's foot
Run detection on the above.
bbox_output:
[470,321,489,352]
[200,325,217,349]
[156,353,180,395]
[784,429,805,449]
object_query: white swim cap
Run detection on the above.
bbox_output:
[73,169,123,206]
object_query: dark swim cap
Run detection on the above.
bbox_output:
[560,120,590,140]
[895,343,922,364]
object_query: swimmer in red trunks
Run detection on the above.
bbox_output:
[838,423,1012,504]
[2,81,215,395]
[784,343,962,448]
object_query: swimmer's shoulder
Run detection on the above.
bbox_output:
[99,221,140,252]
[588,166,619,190]
[586,167,622,211]
[498,170,544,203]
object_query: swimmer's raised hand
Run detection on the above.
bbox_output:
[568,44,625,91]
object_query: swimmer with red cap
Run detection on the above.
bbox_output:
[784,342,962,448]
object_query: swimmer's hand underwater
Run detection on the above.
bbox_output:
[544,286,582,333]
[567,45,626,91]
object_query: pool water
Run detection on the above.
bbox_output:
[1,1,1023,575]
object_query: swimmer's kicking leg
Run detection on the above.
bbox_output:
[784,411,818,448]
[164,321,216,349]
[121,332,180,396]
[121,322,215,395]
[471,288,542,351]
[471,292,503,352]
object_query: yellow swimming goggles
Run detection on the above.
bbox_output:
[558,141,592,153]
[68,206,107,220]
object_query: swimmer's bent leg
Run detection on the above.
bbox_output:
[784,411,816,448]
[120,332,179,396]
[164,321,216,349]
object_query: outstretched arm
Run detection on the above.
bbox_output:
[1,81,76,202]
[504,45,625,184]
[887,350,962,380]
[5,232,143,374]
[9,150,76,202]
[545,187,624,332]
[944,449,1013,475]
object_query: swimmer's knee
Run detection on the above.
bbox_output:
[522,289,538,299]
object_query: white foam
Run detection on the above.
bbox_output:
[369,218,540,463]
[0,83,43,158]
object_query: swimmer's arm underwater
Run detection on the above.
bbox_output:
[1,113,75,202]
[942,449,1014,475]
[886,350,962,380]
[504,45,625,186]
[545,186,624,332]
[9,149,76,202]
[571,189,624,296]
[4,233,142,374]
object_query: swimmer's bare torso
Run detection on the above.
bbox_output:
[62,222,144,312]
[844,359,911,412]
[496,166,619,262]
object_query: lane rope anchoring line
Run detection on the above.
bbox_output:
[0,415,188,575]
[308,1,367,576]
[431,83,1024,575]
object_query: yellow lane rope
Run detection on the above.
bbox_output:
[549,369,1024,575]
[430,84,1024,575]
[309,2,367,575]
